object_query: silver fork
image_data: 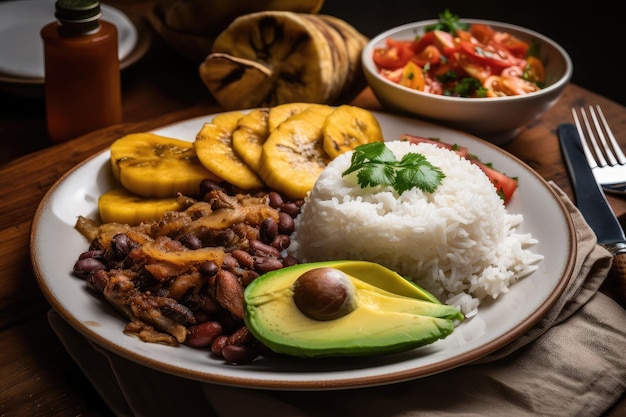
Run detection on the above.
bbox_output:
[571,105,626,195]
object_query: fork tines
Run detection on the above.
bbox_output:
[572,105,626,168]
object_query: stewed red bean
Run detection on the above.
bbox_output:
[277,211,295,234]
[259,217,279,243]
[186,321,223,348]
[221,344,258,364]
[72,183,303,365]
[73,257,105,278]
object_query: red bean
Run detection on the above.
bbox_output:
[78,250,104,260]
[279,202,300,217]
[278,211,295,234]
[73,257,105,278]
[227,326,255,346]
[200,179,224,195]
[271,234,290,251]
[282,255,300,267]
[186,321,223,348]
[249,239,281,258]
[266,192,284,209]
[199,261,219,277]
[222,344,258,364]
[221,254,239,270]
[86,269,109,293]
[259,217,278,244]
[254,256,284,273]
[231,249,254,269]
[210,335,228,356]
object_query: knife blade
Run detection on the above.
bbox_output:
[558,123,626,301]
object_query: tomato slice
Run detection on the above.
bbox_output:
[379,67,404,83]
[454,29,475,43]
[524,56,546,84]
[457,53,492,82]
[410,45,442,67]
[432,30,456,54]
[491,31,529,57]
[399,62,426,90]
[484,75,540,96]
[410,31,435,54]
[373,40,414,70]
[468,159,518,203]
[459,41,517,72]
[469,23,496,44]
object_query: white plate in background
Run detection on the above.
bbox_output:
[0,0,137,79]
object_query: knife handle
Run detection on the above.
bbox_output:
[610,252,626,305]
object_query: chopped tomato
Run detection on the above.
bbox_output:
[459,41,517,72]
[379,67,404,83]
[524,56,545,84]
[457,53,492,82]
[468,158,518,203]
[500,66,524,78]
[411,45,442,67]
[484,75,540,96]
[454,29,475,43]
[491,32,529,57]
[373,40,413,69]
[410,31,435,54]
[432,30,457,54]
[400,62,426,90]
[400,134,518,203]
[469,23,496,44]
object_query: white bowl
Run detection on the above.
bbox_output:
[362,19,573,144]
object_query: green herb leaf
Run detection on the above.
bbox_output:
[342,142,445,194]
[425,9,469,33]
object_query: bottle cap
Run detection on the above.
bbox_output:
[55,0,101,32]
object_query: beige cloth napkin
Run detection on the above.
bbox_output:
[48,183,626,417]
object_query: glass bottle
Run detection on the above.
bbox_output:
[41,0,122,144]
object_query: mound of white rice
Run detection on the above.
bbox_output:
[287,140,543,316]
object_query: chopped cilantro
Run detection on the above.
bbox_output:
[454,78,482,97]
[342,142,445,194]
[425,9,469,33]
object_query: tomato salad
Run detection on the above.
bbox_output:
[373,10,546,98]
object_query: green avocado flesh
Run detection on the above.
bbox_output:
[243,260,464,358]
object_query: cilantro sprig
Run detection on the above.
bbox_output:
[342,142,445,194]
[425,9,469,33]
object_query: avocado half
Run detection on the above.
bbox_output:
[243,260,464,358]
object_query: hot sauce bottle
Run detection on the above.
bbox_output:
[41,0,122,143]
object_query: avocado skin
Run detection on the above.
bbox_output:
[244,260,464,358]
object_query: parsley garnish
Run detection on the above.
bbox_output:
[342,142,445,194]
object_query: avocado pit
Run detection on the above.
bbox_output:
[292,267,357,321]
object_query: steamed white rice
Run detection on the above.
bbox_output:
[287,140,543,316]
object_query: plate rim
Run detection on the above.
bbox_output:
[30,110,576,390]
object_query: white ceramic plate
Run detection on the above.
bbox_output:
[31,111,575,390]
[0,0,138,79]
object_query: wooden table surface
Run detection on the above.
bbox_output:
[0,3,625,416]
